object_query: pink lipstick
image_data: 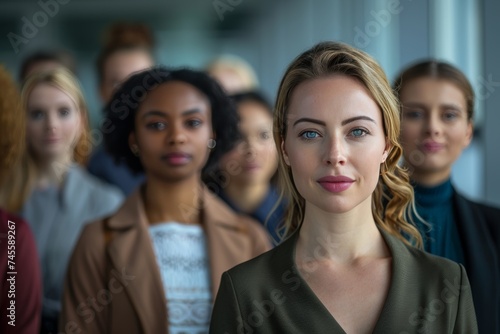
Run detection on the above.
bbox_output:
[317,175,354,193]
[421,141,444,153]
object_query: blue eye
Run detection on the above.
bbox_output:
[350,128,367,138]
[300,131,320,140]
[260,131,270,140]
[403,110,423,120]
[29,110,44,120]
[59,108,70,117]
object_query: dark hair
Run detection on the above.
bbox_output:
[96,22,154,84]
[393,60,474,121]
[19,50,75,82]
[230,90,273,115]
[103,66,240,179]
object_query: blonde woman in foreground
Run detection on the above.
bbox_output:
[209,42,478,334]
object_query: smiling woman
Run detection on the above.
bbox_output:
[60,67,271,334]
[394,60,500,334]
[209,42,478,334]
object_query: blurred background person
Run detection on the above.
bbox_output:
[0,65,42,334]
[213,91,285,245]
[395,60,500,334]
[206,54,259,94]
[0,68,124,333]
[61,67,270,333]
[19,50,76,84]
[87,22,155,195]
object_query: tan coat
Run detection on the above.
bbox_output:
[59,186,271,334]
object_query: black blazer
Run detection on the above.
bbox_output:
[453,189,500,334]
[210,228,478,333]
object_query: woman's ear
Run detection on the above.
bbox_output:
[281,140,290,166]
[464,121,474,148]
[382,140,392,163]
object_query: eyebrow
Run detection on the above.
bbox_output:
[403,102,463,111]
[341,116,376,126]
[402,102,426,109]
[293,115,376,127]
[142,108,202,119]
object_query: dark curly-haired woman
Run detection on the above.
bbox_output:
[60,67,271,334]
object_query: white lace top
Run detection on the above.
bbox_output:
[149,222,212,334]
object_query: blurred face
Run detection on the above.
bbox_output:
[220,100,278,186]
[100,49,153,104]
[283,76,388,214]
[399,77,472,184]
[130,81,213,182]
[26,83,82,163]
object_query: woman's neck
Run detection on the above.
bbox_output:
[34,154,73,188]
[224,181,269,213]
[410,167,451,187]
[296,196,389,265]
[143,175,203,225]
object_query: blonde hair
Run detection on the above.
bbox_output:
[206,54,259,93]
[0,68,91,212]
[274,41,422,247]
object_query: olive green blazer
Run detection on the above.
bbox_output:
[210,228,478,334]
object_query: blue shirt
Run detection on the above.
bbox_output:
[218,187,285,245]
[20,164,124,318]
[413,179,466,265]
[87,145,145,196]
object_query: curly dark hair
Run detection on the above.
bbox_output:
[103,66,240,179]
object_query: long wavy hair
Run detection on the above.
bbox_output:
[0,66,25,209]
[274,41,422,247]
[0,68,91,212]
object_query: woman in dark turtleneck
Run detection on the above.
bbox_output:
[395,60,500,334]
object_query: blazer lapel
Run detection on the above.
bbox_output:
[106,190,168,334]
[202,186,255,297]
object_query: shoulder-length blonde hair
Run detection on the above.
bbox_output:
[0,67,91,212]
[274,41,422,247]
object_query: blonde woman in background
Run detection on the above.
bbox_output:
[206,54,259,94]
[0,68,124,333]
[210,42,477,334]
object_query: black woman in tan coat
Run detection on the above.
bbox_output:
[59,68,271,334]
